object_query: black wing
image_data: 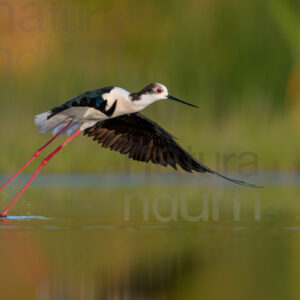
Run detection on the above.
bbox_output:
[84,113,259,187]
[48,87,115,119]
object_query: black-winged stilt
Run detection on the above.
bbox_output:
[0,83,258,217]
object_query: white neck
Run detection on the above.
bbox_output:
[102,86,166,117]
[102,87,137,116]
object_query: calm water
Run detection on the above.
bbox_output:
[0,174,299,300]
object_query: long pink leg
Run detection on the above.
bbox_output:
[0,128,81,218]
[0,121,73,192]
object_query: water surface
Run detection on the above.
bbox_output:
[0,175,299,300]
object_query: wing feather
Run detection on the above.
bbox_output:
[83,113,260,187]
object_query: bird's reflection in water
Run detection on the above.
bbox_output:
[35,245,199,299]
[0,216,200,300]
[0,214,297,300]
[95,248,198,300]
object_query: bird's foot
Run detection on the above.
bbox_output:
[0,212,7,218]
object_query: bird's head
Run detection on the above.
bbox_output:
[129,83,198,111]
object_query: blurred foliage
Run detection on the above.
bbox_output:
[0,0,300,172]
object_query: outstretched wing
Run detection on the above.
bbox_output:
[84,113,259,187]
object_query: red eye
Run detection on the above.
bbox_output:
[157,88,162,93]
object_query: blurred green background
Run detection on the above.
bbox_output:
[0,2,299,299]
[0,0,300,173]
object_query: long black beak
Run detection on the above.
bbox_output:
[167,95,198,108]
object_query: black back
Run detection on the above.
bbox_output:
[47,87,115,119]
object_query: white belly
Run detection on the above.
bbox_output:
[63,107,109,130]
[64,107,108,121]
[35,107,109,136]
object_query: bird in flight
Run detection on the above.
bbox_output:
[0,83,258,217]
